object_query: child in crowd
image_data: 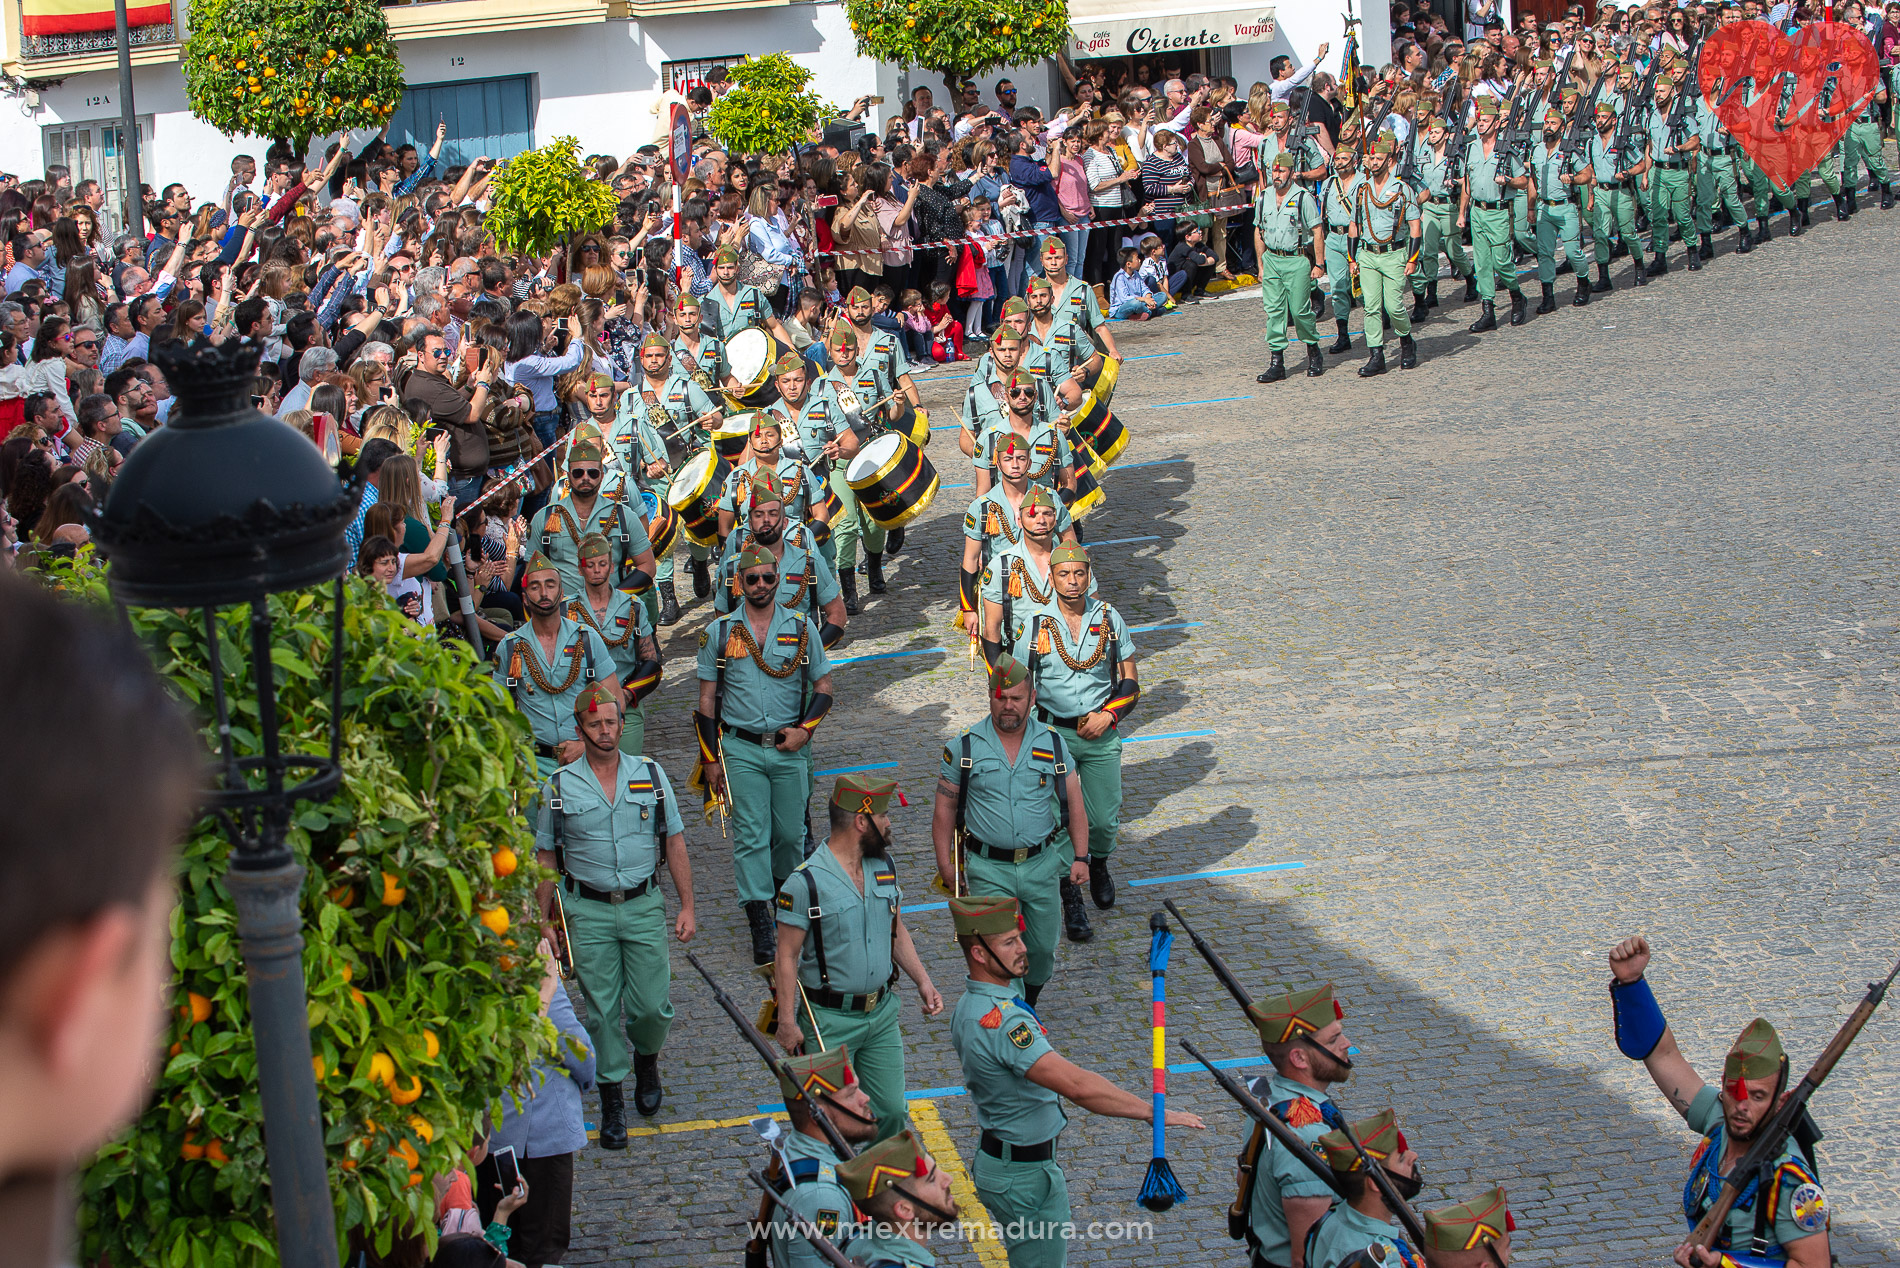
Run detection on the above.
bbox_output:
[923,280,968,362]
[1108,247,1170,320]
[955,204,998,340]
[1138,234,1176,306]
[356,532,428,623]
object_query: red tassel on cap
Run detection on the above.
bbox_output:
[1505,1211,1517,1233]
[896,791,909,807]
[914,1157,928,1177]
[1333,1000,1345,1020]
[1396,1130,1408,1152]
[1726,1077,1749,1103]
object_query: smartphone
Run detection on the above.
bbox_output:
[557,317,571,341]
[868,96,885,105]
[815,195,839,208]
[492,1145,521,1195]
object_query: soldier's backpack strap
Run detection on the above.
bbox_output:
[548,770,567,878]
[645,757,668,846]
[501,631,524,707]
[801,867,830,989]
[1302,1207,1336,1265]
[1049,727,1073,841]
[954,733,974,838]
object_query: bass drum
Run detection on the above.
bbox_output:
[712,414,755,462]
[666,448,731,547]
[727,328,797,409]
[1069,391,1129,471]
[846,432,940,529]
[1077,354,1120,401]
[887,400,933,449]
[643,488,680,557]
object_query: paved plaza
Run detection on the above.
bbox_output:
[568,205,1900,1266]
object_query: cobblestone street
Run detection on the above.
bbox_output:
[571,202,1900,1267]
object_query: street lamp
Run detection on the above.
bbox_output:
[91,338,358,1268]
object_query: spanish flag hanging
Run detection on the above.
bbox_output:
[24,0,171,37]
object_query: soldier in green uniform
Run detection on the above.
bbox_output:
[835,1131,961,1268]
[819,324,891,612]
[1023,276,1102,411]
[494,553,621,781]
[1253,151,1326,384]
[533,681,693,1142]
[706,245,798,347]
[1461,96,1530,331]
[775,775,944,1140]
[716,410,827,541]
[631,330,723,621]
[1235,983,1358,1268]
[844,287,923,430]
[770,353,857,569]
[1588,100,1649,292]
[673,293,733,395]
[1606,936,1832,1268]
[1529,106,1594,312]
[1347,132,1422,377]
[1304,1108,1425,1268]
[714,474,847,638]
[764,1047,881,1268]
[1840,77,1896,212]
[1036,238,1120,361]
[963,331,1061,464]
[524,436,657,604]
[585,371,668,525]
[1420,1188,1517,1267]
[1319,145,1363,355]
[1692,92,1748,258]
[697,542,836,963]
[972,372,1074,502]
[567,533,662,755]
[958,435,1077,639]
[1511,62,1555,260]
[948,894,1203,1268]
[1644,75,1702,275]
[932,655,1090,997]
[1410,114,1477,318]
[981,490,1096,672]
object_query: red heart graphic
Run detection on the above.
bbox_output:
[1697,20,1879,190]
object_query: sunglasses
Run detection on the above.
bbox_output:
[426,346,450,358]
[743,571,778,585]
[1007,388,1036,399]
[570,467,602,479]
[72,339,98,350]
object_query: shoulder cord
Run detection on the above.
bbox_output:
[1012,556,1054,605]
[1038,608,1111,673]
[569,596,636,650]
[515,628,589,694]
[1355,180,1406,244]
[729,530,815,613]
[728,616,809,679]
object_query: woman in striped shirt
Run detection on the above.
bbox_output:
[1138,129,1195,250]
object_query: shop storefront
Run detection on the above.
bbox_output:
[1066,0,1279,89]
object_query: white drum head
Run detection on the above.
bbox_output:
[846,432,904,484]
[727,328,771,382]
[668,448,718,508]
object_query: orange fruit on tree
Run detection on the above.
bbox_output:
[312,1054,326,1081]
[168,1041,183,1058]
[422,1030,440,1060]
[490,847,517,877]
[478,906,510,935]
[389,1138,420,1170]
[185,992,212,1024]
[367,1052,396,1090]
[180,1133,204,1161]
[204,1139,229,1164]
[391,1075,423,1106]
[381,872,406,906]
[407,1115,433,1143]
[327,883,355,908]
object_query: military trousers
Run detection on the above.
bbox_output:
[1590,184,1642,264]
[1470,206,1522,300]
[795,987,908,1139]
[1794,143,1843,199]
[1534,195,1586,283]
[724,736,811,904]
[1511,188,1537,256]
[566,885,674,1083]
[973,1151,1072,1268]
[965,837,1069,988]
[1052,723,1124,860]
[1354,246,1412,350]
[1647,167,1694,255]
[1844,120,1894,189]
[1746,158,1799,217]
[1413,198,1471,294]
[1323,228,1355,322]
[1695,153,1749,233]
[1257,250,1318,351]
[828,465,887,574]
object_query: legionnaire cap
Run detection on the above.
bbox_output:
[1596,101,1618,116]
[991,327,1024,347]
[748,411,782,434]
[640,332,670,351]
[1372,131,1397,154]
[1039,235,1065,257]
[1532,57,1553,69]
[523,551,559,579]
[988,653,1030,692]
[771,352,805,377]
[828,323,859,351]
[713,245,741,266]
[1049,543,1091,567]
[847,286,873,305]
[950,894,1022,936]
[749,473,785,506]
[777,1045,857,1102]
[1247,982,1343,1044]
[1317,1108,1402,1172]
[836,1130,930,1202]
[1025,275,1053,295]
[577,532,611,560]
[1007,369,1038,391]
[1020,486,1058,513]
[676,294,702,314]
[1001,297,1030,317]
[1476,96,1502,116]
[588,370,614,390]
[735,542,776,573]
[573,681,618,716]
[570,437,604,465]
[1269,100,1291,117]
[1423,1186,1514,1251]
[832,772,897,815]
[990,431,1027,458]
[1272,150,1298,172]
[1723,1018,1784,1098]
[1544,107,1565,125]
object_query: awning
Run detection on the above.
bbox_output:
[1066,1,1277,59]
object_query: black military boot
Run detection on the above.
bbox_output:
[1647,252,1669,276]
[598,1082,628,1149]
[1060,879,1093,942]
[1426,281,1440,308]
[690,556,711,599]
[1735,228,1752,255]
[1462,274,1479,302]
[1397,335,1418,370]
[1329,319,1353,354]
[865,552,887,594]
[1698,231,1714,260]
[1883,182,1896,209]
[1356,346,1388,377]
[884,527,906,555]
[1593,262,1613,292]
[1468,300,1497,333]
[1754,217,1772,245]
[744,900,776,965]
[1509,290,1528,325]
[1839,186,1855,218]
[1409,292,1428,323]
[1789,209,1805,236]
[1633,259,1648,287]
[1686,243,1700,272]
[1255,350,1287,383]
[1573,278,1590,306]
[840,570,860,615]
[1611,238,1629,259]
[1304,343,1324,377]
[1088,856,1116,909]
[1536,281,1557,315]
[633,1051,663,1117]
[657,580,680,626]
[1797,196,1811,226]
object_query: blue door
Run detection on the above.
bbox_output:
[387,75,534,168]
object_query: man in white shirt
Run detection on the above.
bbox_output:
[1270,42,1331,101]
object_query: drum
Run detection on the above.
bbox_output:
[1069,392,1129,470]
[646,497,680,556]
[805,482,843,549]
[1061,465,1106,520]
[888,402,932,449]
[726,329,796,409]
[666,448,730,547]
[846,433,940,529]
[712,415,754,462]
[1077,353,1120,401]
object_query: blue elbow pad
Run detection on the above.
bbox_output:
[1610,975,1667,1060]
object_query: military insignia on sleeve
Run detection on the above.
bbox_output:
[942,745,955,765]
[814,1210,840,1238]
[981,567,992,586]
[964,511,978,531]
[1284,1097,1324,1129]
[698,632,710,649]
[1008,1021,1036,1049]
[979,1006,1003,1029]
[777,891,794,911]
[1791,1182,1828,1232]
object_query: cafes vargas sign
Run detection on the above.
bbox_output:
[1068,7,1276,58]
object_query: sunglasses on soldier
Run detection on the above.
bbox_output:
[570,466,602,479]
[743,570,778,586]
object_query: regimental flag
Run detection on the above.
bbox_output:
[1341,28,1362,114]
[24,0,170,36]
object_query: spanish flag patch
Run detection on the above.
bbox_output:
[1031,747,1056,763]
[872,869,895,887]
[626,779,654,795]
[777,632,802,646]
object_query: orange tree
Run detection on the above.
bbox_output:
[54,554,555,1266]
[182,0,404,156]
[845,0,1071,98]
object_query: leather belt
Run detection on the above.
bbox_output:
[1658,158,1692,169]
[1473,197,1510,209]
[724,725,791,746]
[1357,241,1410,255]
[1541,197,1574,206]
[966,833,1052,865]
[565,875,656,904]
[1427,195,1453,204]
[805,970,899,1013]
[980,1131,1056,1162]
[1263,246,1301,257]
[1037,709,1085,729]
[535,741,559,758]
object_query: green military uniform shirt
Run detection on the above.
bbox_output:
[566,588,653,684]
[1306,1203,1420,1268]
[1051,276,1105,336]
[673,332,730,387]
[1024,600,1134,719]
[773,381,852,467]
[600,395,669,506]
[1695,99,1740,155]
[1321,172,1363,228]
[718,454,827,525]
[1246,1071,1341,1265]
[1413,143,1458,201]
[771,1129,856,1268]
[1587,132,1628,185]
[1684,1085,1829,1255]
[940,716,1072,850]
[962,487,1073,567]
[1023,315,1095,382]
[1260,130,1325,178]
[961,369,1059,449]
[696,604,830,733]
[980,544,1092,655]
[706,284,775,341]
[1255,183,1321,252]
[533,753,682,891]
[950,978,1067,1144]
[970,417,1072,491]
[714,524,841,620]
[1353,175,1419,244]
[526,496,655,600]
[775,841,901,994]
[1648,104,1691,164]
[857,325,912,394]
[1464,138,1513,201]
[823,363,893,430]
[493,618,616,751]
[633,371,719,451]
[1531,138,1585,202]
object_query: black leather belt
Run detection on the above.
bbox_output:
[1658,158,1692,169]
[1427,195,1453,205]
[724,725,792,746]
[1473,197,1510,209]
[564,875,655,904]
[967,833,1051,865]
[980,1131,1055,1162]
[805,969,899,1013]
[1541,197,1575,206]
[1037,709,1084,729]
[1263,246,1301,257]
[1357,241,1410,255]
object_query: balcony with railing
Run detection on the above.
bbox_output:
[11,0,176,71]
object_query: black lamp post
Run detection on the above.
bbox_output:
[91,339,359,1268]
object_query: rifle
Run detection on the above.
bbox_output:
[547,886,576,979]
[747,1168,859,1268]
[1445,81,1474,182]
[1357,84,1396,159]
[1162,898,1253,1012]
[685,950,856,1160]
[1665,27,1708,144]
[1682,955,1900,1255]
[1180,1037,1344,1197]
[1559,73,1606,163]
[1287,85,1321,183]
[1497,80,1532,174]
[1614,52,1664,176]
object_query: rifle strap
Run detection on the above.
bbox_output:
[1230,1121,1268,1244]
